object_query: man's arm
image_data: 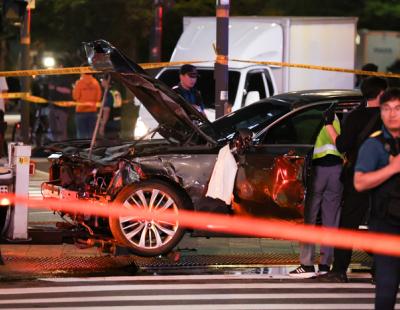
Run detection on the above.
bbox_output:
[354,155,400,191]
[334,111,360,153]
[325,124,338,144]
[99,107,111,137]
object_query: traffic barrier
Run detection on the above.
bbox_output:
[1,192,400,257]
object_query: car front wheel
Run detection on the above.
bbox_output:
[109,180,187,256]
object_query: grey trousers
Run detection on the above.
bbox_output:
[300,164,343,266]
[49,105,69,141]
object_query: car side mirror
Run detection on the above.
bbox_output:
[230,128,253,155]
[244,91,260,106]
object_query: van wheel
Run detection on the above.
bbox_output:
[109,180,187,257]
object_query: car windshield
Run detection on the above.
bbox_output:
[200,100,291,141]
[158,68,240,109]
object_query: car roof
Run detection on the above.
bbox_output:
[263,89,362,109]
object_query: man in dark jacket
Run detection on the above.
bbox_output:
[354,87,400,309]
[173,64,206,117]
[320,76,388,282]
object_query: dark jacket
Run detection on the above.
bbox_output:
[336,106,381,167]
[172,84,205,113]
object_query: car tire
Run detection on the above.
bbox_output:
[109,179,188,257]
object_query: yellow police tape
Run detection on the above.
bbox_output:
[0,58,399,106]
[0,92,130,107]
[0,66,97,77]
[231,59,400,79]
[140,60,210,70]
[0,59,399,79]
[0,61,209,77]
[0,92,75,106]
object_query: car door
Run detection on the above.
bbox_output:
[232,102,331,222]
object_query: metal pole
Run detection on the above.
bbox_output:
[150,0,163,62]
[215,0,229,119]
[20,8,31,144]
[89,74,111,160]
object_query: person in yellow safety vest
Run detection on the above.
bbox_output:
[289,109,344,279]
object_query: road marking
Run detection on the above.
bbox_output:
[0,305,383,310]
[40,273,371,282]
[0,293,376,304]
[0,282,375,295]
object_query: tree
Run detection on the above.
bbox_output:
[7,0,400,68]
[31,0,154,65]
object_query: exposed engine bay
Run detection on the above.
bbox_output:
[41,148,145,251]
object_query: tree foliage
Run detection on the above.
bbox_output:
[31,0,153,64]
[17,0,400,66]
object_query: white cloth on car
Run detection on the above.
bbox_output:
[206,144,238,205]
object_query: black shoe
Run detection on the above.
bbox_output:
[317,271,348,283]
[289,265,316,279]
[370,267,376,285]
[318,264,330,275]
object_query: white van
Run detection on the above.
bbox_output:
[135,18,280,138]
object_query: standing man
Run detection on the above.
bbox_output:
[320,76,388,282]
[173,64,206,117]
[98,75,121,138]
[354,87,400,310]
[0,77,8,157]
[47,71,75,141]
[0,77,8,113]
[289,110,343,278]
[73,73,101,139]
[355,63,378,88]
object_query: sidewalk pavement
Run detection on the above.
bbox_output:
[0,236,304,279]
[0,237,300,258]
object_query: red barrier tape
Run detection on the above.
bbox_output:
[2,193,400,257]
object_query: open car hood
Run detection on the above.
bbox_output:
[84,40,216,145]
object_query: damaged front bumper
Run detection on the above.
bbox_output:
[41,182,79,201]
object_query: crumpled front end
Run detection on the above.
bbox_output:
[42,155,143,203]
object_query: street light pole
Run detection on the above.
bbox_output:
[215,0,229,119]
[20,7,31,144]
[149,0,163,62]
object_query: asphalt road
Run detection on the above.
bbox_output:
[0,274,381,310]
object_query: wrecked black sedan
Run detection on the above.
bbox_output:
[41,40,362,256]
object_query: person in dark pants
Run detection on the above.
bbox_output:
[320,76,388,282]
[172,64,206,117]
[98,76,121,138]
[354,87,400,310]
[289,111,343,278]
[47,74,75,141]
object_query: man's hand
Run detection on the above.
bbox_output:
[323,108,335,125]
[389,154,400,173]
